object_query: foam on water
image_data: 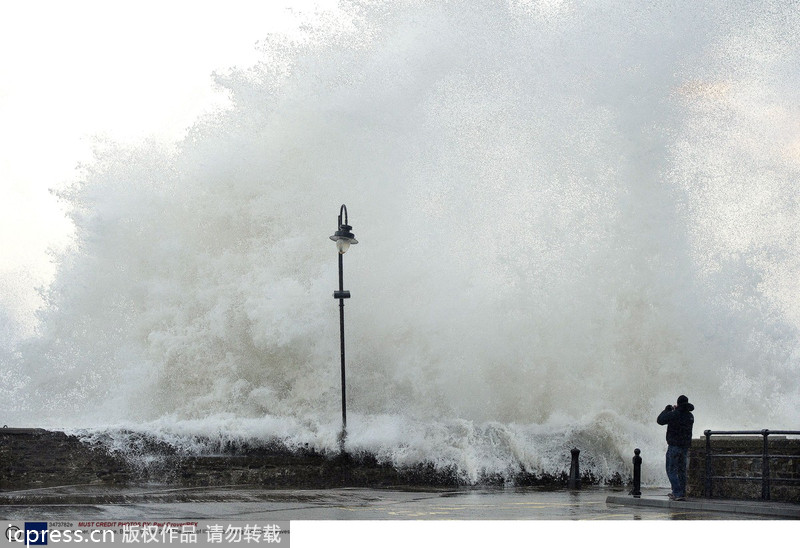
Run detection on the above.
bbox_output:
[2,0,799,484]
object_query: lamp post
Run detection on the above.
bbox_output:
[330,204,357,453]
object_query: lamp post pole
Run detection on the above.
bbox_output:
[330,204,357,453]
[337,248,347,447]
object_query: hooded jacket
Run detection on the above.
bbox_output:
[657,402,695,447]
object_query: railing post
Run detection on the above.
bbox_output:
[762,429,770,500]
[568,448,581,489]
[631,448,642,498]
[704,430,712,498]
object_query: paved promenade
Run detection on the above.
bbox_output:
[3,486,795,548]
[607,494,800,519]
[2,485,796,520]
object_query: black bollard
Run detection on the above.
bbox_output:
[631,448,642,498]
[568,448,581,489]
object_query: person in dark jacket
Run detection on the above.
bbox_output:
[657,395,695,500]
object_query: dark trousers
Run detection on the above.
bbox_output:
[666,445,689,497]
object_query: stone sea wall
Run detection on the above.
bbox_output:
[688,436,800,503]
[3,428,797,503]
[1,428,584,491]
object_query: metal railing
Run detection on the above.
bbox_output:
[703,429,800,500]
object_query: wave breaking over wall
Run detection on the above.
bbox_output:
[2,0,799,485]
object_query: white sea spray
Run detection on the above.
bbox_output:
[3,0,799,485]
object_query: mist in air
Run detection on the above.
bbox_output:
[2,0,799,484]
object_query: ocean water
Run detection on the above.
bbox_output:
[2,0,799,485]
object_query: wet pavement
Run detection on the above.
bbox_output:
[0,485,785,521]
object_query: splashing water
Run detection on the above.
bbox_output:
[2,0,799,484]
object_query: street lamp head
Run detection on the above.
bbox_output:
[329,205,358,254]
[336,237,353,254]
[330,225,357,254]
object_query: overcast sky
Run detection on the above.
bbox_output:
[0,0,337,336]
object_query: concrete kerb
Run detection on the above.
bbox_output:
[606,495,800,519]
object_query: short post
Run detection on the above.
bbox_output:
[631,448,642,497]
[568,448,581,489]
[704,430,712,498]
[761,429,770,501]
